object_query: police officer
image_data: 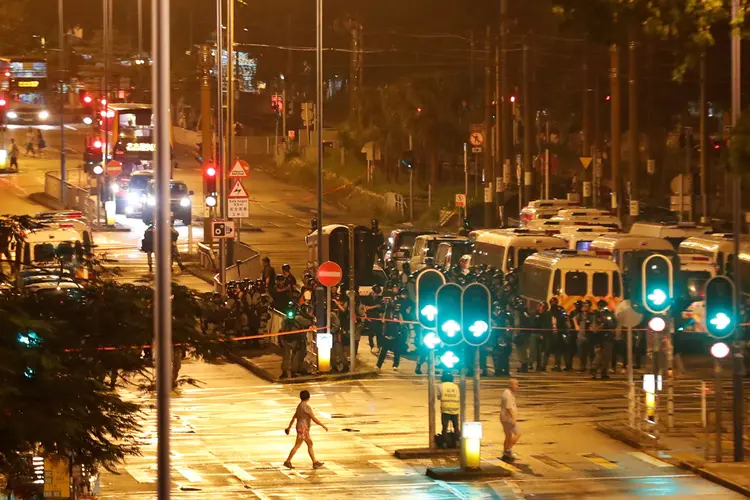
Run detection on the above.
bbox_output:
[530,303,549,371]
[437,372,460,444]
[141,221,155,273]
[371,219,385,265]
[280,306,309,379]
[492,302,513,377]
[573,300,594,372]
[545,297,566,372]
[280,264,298,298]
[376,295,402,370]
[592,300,615,380]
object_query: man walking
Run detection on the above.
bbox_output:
[500,378,521,462]
[436,372,460,446]
[8,138,19,172]
[284,389,328,469]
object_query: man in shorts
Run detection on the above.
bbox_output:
[284,389,328,469]
[500,378,521,462]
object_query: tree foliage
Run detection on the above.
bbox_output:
[0,282,234,495]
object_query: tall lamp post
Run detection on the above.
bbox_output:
[58,0,66,197]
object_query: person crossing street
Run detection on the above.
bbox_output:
[284,390,328,469]
[500,378,521,462]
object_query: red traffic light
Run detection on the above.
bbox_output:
[100,98,107,106]
[205,165,217,177]
[0,98,6,107]
[83,95,93,104]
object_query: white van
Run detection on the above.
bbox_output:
[472,228,567,273]
[550,208,622,229]
[15,228,86,268]
[678,234,750,275]
[589,234,675,272]
[409,234,472,272]
[629,222,714,249]
[520,199,578,226]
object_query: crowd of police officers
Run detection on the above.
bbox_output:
[256,247,659,380]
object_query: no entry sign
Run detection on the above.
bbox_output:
[317,261,343,287]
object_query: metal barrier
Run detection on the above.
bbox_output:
[211,241,262,293]
[197,242,218,272]
[44,170,95,220]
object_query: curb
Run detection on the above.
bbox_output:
[394,448,459,459]
[425,465,511,480]
[227,352,379,384]
[595,423,653,450]
[678,461,750,497]
[28,192,65,211]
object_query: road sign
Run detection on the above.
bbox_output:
[228,179,249,198]
[107,160,123,177]
[229,158,249,178]
[228,198,249,218]
[44,455,71,499]
[670,174,693,195]
[579,156,593,169]
[647,159,656,175]
[455,193,466,208]
[317,261,343,287]
[471,146,482,153]
[211,220,236,238]
[630,200,640,217]
[670,195,692,211]
[469,132,484,147]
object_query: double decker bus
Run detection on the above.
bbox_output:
[0,57,51,124]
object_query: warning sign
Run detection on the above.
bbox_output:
[228,180,248,198]
[228,198,249,218]
[229,158,249,178]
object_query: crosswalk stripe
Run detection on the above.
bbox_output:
[124,466,155,483]
[580,453,618,469]
[484,458,521,473]
[224,463,256,482]
[324,461,354,477]
[628,452,672,468]
[250,489,273,500]
[530,454,573,471]
[176,467,204,482]
[271,462,308,479]
[368,459,415,476]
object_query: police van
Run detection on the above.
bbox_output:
[14,227,86,269]
[409,234,472,272]
[471,229,567,273]
[629,222,714,249]
[678,234,750,275]
[589,234,675,272]
[550,208,622,229]
[519,250,623,313]
[519,199,578,226]
[556,225,621,251]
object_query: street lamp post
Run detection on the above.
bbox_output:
[316,0,324,279]
[58,0,66,199]
[216,0,227,295]
[152,0,172,496]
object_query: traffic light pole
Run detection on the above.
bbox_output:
[348,225,356,372]
[627,325,635,429]
[666,325,674,430]
[473,348,480,420]
[427,349,436,449]
[715,357,723,463]
[216,0,226,295]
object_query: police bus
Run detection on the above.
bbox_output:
[677,234,750,276]
[471,228,566,273]
[519,199,578,226]
[519,250,623,313]
[629,222,714,249]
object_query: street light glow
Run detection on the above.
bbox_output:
[420,304,437,322]
[441,319,460,338]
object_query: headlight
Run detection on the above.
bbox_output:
[38,110,49,120]
[6,111,17,119]
[127,192,140,204]
[179,197,191,207]
[148,196,156,206]
[111,183,120,194]
[83,117,93,125]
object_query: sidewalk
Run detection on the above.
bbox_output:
[228,341,379,384]
[598,422,750,496]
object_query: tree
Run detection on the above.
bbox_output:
[0,282,234,495]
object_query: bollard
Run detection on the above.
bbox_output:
[461,422,482,470]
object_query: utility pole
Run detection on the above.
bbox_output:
[58,0,66,196]
[730,0,744,464]
[227,0,235,249]
[199,44,213,213]
[484,26,493,227]
[522,40,532,204]
[152,0,172,497]
[628,36,638,224]
[499,0,510,169]
[216,0,226,294]
[495,35,503,223]
[349,19,360,112]
[582,50,591,207]
[699,52,707,222]
[610,43,621,219]
[316,0,324,278]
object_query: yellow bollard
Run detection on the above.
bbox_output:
[317,332,332,373]
[461,422,482,470]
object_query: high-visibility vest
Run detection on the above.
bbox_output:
[440,382,460,415]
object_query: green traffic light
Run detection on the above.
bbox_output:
[441,319,461,339]
[440,350,460,369]
[647,288,667,306]
[709,312,732,330]
[421,304,438,322]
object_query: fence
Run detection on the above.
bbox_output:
[44,170,96,220]
[173,126,274,156]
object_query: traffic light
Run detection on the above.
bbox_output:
[439,349,461,369]
[436,283,463,347]
[285,300,296,320]
[204,163,218,208]
[462,283,491,346]
[416,269,446,329]
[641,254,674,314]
[705,276,737,338]
[400,150,415,169]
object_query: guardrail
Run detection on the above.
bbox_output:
[44,170,95,220]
